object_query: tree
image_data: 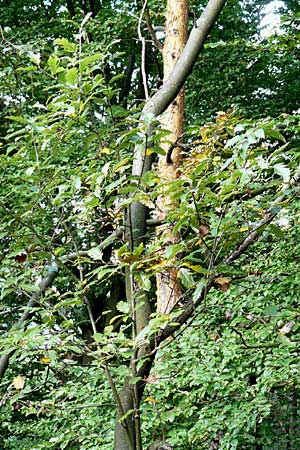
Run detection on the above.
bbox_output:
[1,1,300,449]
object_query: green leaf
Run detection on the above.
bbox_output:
[117,301,129,314]
[55,38,77,53]
[269,224,285,239]
[79,53,103,72]
[192,280,206,302]
[138,273,151,291]
[178,267,194,288]
[65,67,78,86]
[48,54,62,75]
[264,128,286,142]
[274,163,290,182]
[165,243,185,260]
[87,247,103,260]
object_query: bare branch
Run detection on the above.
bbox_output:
[138,0,149,100]
[144,4,163,51]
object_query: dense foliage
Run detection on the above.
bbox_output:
[1,1,300,449]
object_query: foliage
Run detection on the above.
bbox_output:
[1,1,300,449]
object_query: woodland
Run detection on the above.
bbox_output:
[0,0,300,449]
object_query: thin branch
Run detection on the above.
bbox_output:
[224,167,300,265]
[232,327,278,349]
[166,133,185,164]
[0,227,124,381]
[144,3,163,51]
[138,0,149,100]
[63,227,124,261]
[0,267,58,380]
[223,209,275,266]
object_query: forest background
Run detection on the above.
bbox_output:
[1,0,300,449]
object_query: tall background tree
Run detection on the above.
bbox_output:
[1,0,300,449]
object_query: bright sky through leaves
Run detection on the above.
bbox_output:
[260,0,285,37]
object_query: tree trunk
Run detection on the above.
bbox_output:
[156,0,188,313]
[113,1,227,449]
[114,382,136,450]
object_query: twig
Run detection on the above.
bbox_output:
[223,166,300,265]
[144,4,163,51]
[0,267,58,380]
[232,327,278,349]
[138,0,149,100]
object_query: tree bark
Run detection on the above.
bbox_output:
[114,1,227,449]
[156,0,188,314]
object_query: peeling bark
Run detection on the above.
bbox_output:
[156,0,188,314]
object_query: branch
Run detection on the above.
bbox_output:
[0,267,58,380]
[142,0,226,119]
[0,228,124,382]
[136,166,300,377]
[232,328,278,349]
[224,167,300,265]
[130,0,226,247]
[138,0,149,100]
[230,182,276,202]
[144,4,163,51]
[63,228,124,261]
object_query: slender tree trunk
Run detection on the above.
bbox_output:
[156,0,188,313]
[113,1,227,449]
